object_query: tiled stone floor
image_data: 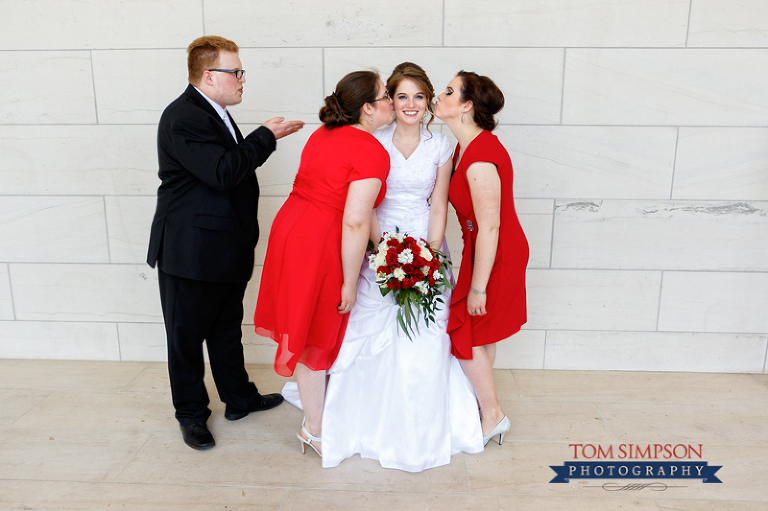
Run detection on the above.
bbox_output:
[1,359,767,510]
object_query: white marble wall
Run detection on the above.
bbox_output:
[1,0,767,374]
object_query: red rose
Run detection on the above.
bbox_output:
[404,236,416,245]
[387,280,399,290]
[387,239,399,248]
[386,249,399,265]
[413,270,425,281]
[428,276,436,286]
[377,266,388,274]
[401,278,413,289]
[402,263,415,274]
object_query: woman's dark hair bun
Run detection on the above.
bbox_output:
[457,70,505,131]
[319,71,380,128]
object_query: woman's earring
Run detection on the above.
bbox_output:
[461,115,465,123]
[369,116,374,124]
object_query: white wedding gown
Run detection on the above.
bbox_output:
[283,123,483,471]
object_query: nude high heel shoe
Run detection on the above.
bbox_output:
[297,417,321,457]
[482,415,511,447]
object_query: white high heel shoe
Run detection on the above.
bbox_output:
[297,417,321,457]
[482,415,511,447]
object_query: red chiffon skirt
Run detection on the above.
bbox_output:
[254,195,350,377]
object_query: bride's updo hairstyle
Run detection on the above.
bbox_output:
[319,70,380,128]
[456,70,505,132]
[386,62,436,131]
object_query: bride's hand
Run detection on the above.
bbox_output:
[338,282,357,314]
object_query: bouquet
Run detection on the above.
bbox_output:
[367,228,453,340]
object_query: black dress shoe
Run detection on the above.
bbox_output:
[180,422,215,450]
[224,393,284,421]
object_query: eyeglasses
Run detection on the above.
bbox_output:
[372,91,391,102]
[208,69,246,79]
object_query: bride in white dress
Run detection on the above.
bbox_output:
[319,63,483,471]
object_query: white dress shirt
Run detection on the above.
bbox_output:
[193,86,238,143]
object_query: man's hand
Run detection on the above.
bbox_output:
[262,117,305,140]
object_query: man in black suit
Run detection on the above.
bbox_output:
[147,35,304,450]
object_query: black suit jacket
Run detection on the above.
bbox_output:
[147,84,276,282]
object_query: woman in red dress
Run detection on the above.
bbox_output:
[434,71,529,447]
[254,71,393,456]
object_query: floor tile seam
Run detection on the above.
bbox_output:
[0,427,308,437]
[0,478,310,492]
[28,389,172,395]
[1,426,182,436]
[588,400,768,410]
[511,398,768,406]
[479,439,621,445]
[0,386,154,393]
[507,369,525,401]
[115,390,172,394]
[111,432,155,483]
[1,389,54,428]
[94,485,486,496]
[277,488,288,511]
[469,439,768,449]
[280,487,480,496]
[118,364,161,392]
[0,480,672,500]
[3,481,761,502]
[461,452,470,492]
[504,397,768,405]
[747,373,768,389]
[16,392,768,404]
[652,498,768,506]
[510,370,765,378]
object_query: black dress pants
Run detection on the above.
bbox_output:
[158,269,260,425]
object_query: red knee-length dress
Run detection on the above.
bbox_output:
[254,125,389,377]
[447,129,529,360]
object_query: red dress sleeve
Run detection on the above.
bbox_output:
[347,133,390,207]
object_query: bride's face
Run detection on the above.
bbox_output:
[393,78,427,126]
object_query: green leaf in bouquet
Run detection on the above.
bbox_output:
[396,308,415,341]
[397,294,422,342]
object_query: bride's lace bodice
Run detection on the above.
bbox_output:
[373,123,453,239]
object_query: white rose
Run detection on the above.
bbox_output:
[374,252,386,268]
[415,281,430,295]
[397,248,414,264]
[393,268,406,281]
